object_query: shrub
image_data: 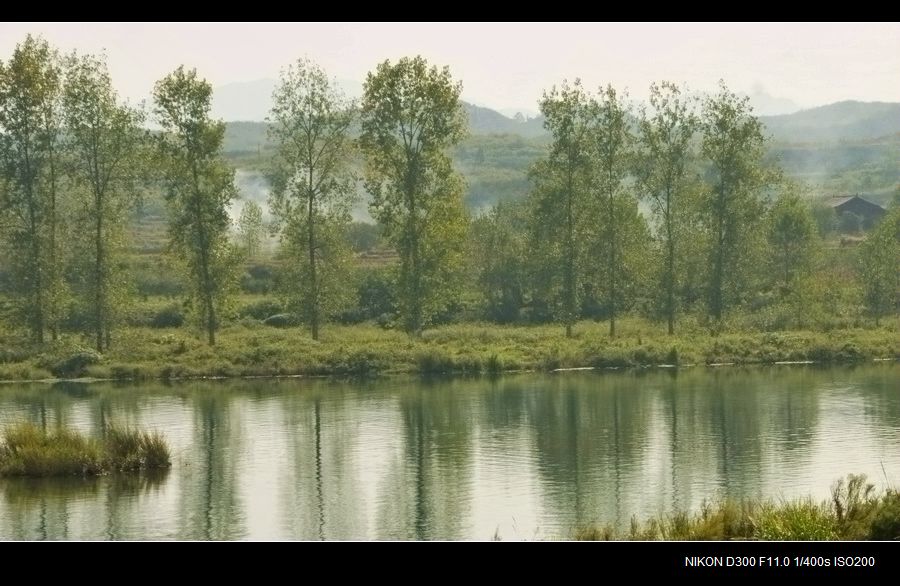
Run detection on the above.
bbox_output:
[150,305,185,328]
[755,500,838,540]
[51,350,102,378]
[869,491,900,541]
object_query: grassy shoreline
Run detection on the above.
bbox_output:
[0,319,898,382]
[575,475,900,541]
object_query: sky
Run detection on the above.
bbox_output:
[2,22,900,116]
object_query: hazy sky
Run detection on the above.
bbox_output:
[2,22,899,114]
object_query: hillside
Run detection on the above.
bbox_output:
[222,98,900,212]
[760,101,900,143]
[463,103,545,137]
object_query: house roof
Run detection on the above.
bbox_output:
[827,195,886,210]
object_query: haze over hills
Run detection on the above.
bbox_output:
[214,78,545,136]
[215,79,900,144]
[220,81,900,213]
[759,101,900,143]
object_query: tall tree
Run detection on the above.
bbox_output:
[589,85,635,337]
[700,83,768,323]
[237,200,263,260]
[859,208,900,326]
[360,56,468,335]
[529,80,593,337]
[767,187,819,294]
[0,35,66,343]
[268,58,356,340]
[154,66,237,345]
[471,201,528,323]
[637,82,698,334]
[64,51,145,351]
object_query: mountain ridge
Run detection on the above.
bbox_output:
[215,79,900,144]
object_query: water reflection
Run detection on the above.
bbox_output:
[0,364,898,540]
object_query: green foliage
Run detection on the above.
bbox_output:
[240,263,275,294]
[104,425,171,472]
[154,66,239,345]
[454,133,545,208]
[471,201,529,323]
[237,200,264,259]
[811,201,838,237]
[831,473,878,540]
[529,79,594,337]
[767,187,820,293]
[360,56,469,334]
[755,500,839,540]
[346,221,381,252]
[0,35,67,343]
[237,298,282,320]
[701,82,771,323]
[149,304,185,328]
[859,209,900,324]
[277,214,356,329]
[637,82,700,334]
[354,267,397,322]
[63,50,145,352]
[577,474,898,541]
[869,491,900,540]
[0,38,898,354]
[268,58,357,340]
[0,423,102,476]
[50,349,101,378]
[588,85,643,335]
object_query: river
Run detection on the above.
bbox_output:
[1,364,898,540]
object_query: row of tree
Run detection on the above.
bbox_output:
[2,36,897,350]
[0,36,245,348]
[0,36,469,347]
[475,76,899,334]
[527,79,775,337]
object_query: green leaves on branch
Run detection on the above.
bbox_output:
[64,51,146,351]
[267,58,357,340]
[360,56,469,335]
[153,66,238,345]
[529,80,649,337]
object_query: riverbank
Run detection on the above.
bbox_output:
[1,319,897,382]
[575,475,900,541]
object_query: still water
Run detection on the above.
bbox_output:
[1,365,898,540]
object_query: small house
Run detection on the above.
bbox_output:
[828,195,886,231]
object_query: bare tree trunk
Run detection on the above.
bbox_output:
[308,190,319,341]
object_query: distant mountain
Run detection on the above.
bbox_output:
[215,76,900,148]
[463,103,545,137]
[760,101,900,143]
[746,86,801,116]
[224,121,270,153]
[214,79,545,137]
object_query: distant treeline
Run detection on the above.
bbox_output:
[1,36,898,351]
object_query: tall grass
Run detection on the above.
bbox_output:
[1,317,897,381]
[575,474,900,541]
[0,422,171,477]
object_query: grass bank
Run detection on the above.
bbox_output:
[0,318,897,382]
[0,423,171,477]
[575,475,900,541]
